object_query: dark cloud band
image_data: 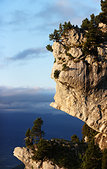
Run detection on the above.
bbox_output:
[0,86,55,112]
[9,47,48,61]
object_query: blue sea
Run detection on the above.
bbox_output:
[0,91,84,169]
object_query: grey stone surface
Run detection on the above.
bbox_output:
[51,27,107,136]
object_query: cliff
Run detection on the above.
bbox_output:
[14,147,64,169]
[13,24,107,168]
[50,23,107,149]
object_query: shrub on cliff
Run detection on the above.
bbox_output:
[82,13,104,57]
[54,70,60,79]
[46,0,106,62]
[25,118,44,147]
[71,134,80,143]
[81,18,90,30]
[31,118,44,144]
[81,0,107,58]
[81,141,102,169]
[82,123,98,142]
[49,21,73,43]
[46,21,74,56]
[24,118,107,169]
[46,44,53,52]
[32,139,80,169]
[99,0,107,24]
[32,139,52,161]
[25,128,33,148]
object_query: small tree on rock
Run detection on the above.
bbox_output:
[81,18,90,30]
[82,123,98,142]
[81,141,102,169]
[71,134,80,143]
[46,44,53,52]
[31,117,44,144]
[25,128,33,147]
[25,117,44,147]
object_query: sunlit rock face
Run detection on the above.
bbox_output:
[50,27,107,144]
[95,133,107,150]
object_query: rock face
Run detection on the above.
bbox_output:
[14,147,64,169]
[50,26,107,149]
[13,24,107,168]
[95,133,107,150]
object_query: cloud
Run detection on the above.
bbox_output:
[55,0,74,15]
[34,0,101,26]
[9,47,48,61]
[35,0,74,21]
[0,10,29,28]
[0,9,35,32]
[0,86,55,96]
[0,86,55,113]
[8,10,30,25]
[0,1,74,32]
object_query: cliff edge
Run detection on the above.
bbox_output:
[13,147,64,169]
[13,23,107,168]
[50,23,107,149]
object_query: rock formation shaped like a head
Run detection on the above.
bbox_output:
[50,28,107,136]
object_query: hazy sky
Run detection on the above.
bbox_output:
[0,0,101,90]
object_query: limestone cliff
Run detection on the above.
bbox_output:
[50,24,107,149]
[14,147,64,169]
[13,24,107,168]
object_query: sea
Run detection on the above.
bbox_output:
[0,91,84,169]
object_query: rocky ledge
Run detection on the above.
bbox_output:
[14,147,64,169]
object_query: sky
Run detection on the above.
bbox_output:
[0,0,101,92]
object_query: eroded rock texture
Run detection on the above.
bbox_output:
[50,26,107,148]
[13,24,107,168]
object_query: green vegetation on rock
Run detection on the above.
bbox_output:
[31,117,44,144]
[81,141,102,169]
[82,123,98,142]
[25,117,44,147]
[81,18,90,30]
[46,44,53,52]
[25,118,107,169]
[99,0,107,24]
[49,21,73,43]
[32,138,81,169]
[71,134,80,143]
[46,0,107,62]
[81,14,104,57]
[54,69,60,79]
